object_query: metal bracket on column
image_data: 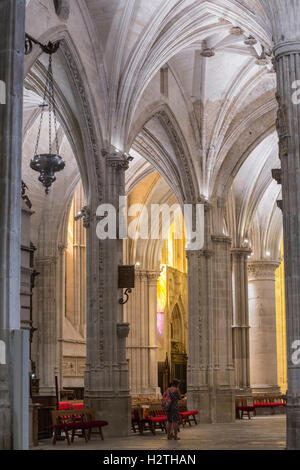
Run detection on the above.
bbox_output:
[118,265,135,304]
[25,33,60,56]
[119,288,132,305]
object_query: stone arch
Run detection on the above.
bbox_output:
[128,103,199,205]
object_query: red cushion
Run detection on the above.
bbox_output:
[236,406,255,411]
[58,402,71,410]
[148,416,166,422]
[180,410,199,416]
[71,403,84,410]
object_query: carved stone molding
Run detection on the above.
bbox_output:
[201,48,215,57]
[58,242,67,252]
[186,249,213,260]
[117,323,130,339]
[102,148,133,170]
[135,269,160,283]
[230,26,244,35]
[211,235,232,245]
[248,261,280,281]
[156,110,196,203]
[60,40,103,201]
[231,247,252,257]
[275,92,289,159]
[53,0,70,21]
[277,200,283,211]
[74,205,92,228]
[272,168,282,185]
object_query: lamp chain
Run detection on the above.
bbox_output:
[34,54,59,156]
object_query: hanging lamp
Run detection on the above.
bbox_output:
[30,53,65,194]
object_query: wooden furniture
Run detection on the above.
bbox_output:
[253,395,286,414]
[178,399,199,426]
[139,404,167,435]
[60,389,76,401]
[51,408,108,446]
[58,400,84,410]
[235,398,255,420]
[132,404,167,435]
[131,408,140,433]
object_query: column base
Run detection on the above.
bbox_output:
[234,387,252,396]
[251,385,281,396]
[85,395,131,437]
[187,388,235,423]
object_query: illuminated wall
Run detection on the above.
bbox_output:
[157,213,188,360]
[63,181,86,387]
[275,243,287,393]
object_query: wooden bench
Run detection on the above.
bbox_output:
[51,408,108,445]
[179,399,199,426]
[235,398,255,420]
[134,404,167,435]
[253,395,286,414]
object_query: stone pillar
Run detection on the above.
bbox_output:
[260,0,300,449]
[56,244,66,392]
[211,235,235,422]
[125,269,160,397]
[248,261,280,394]
[34,254,58,396]
[187,215,235,423]
[0,0,26,450]
[84,148,131,436]
[231,248,251,392]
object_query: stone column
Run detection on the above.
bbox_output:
[0,0,26,450]
[231,248,251,392]
[187,206,235,423]
[84,148,131,436]
[34,254,58,396]
[187,249,212,423]
[248,261,280,394]
[211,235,235,422]
[56,244,66,392]
[125,269,160,396]
[261,0,300,449]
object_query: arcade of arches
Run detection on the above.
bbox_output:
[1,0,300,450]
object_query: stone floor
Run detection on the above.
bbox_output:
[34,415,286,450]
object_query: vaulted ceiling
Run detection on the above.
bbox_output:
[24,0,282,259]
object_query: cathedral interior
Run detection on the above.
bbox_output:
[0,0,300,451]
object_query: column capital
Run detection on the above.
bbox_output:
[57,243,67,253]
[186,249,213,260]
[274,41,300,59]
[211,235,232,245]
[102,147,133,170]
[231,247,252,257]
[248,260,280,281]
[135,268,160,283]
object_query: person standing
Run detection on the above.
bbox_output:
[164,379,182,440]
